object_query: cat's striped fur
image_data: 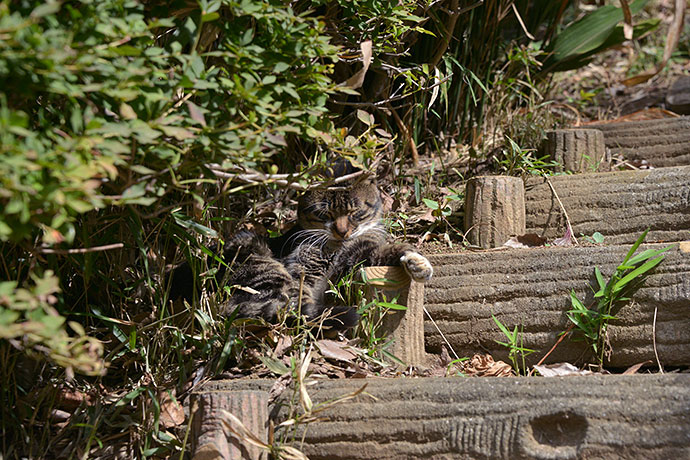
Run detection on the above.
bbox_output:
[219,174,433,328]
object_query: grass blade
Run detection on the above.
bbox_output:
[621,228,649,267]
[612,256,665,294]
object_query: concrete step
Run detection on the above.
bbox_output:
[425,242,690,367]
[195,374,690,460]
[578,117,690,167]
[524,165,690,245]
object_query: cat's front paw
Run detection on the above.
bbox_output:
[400,252,433,282]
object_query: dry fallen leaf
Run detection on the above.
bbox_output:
[463,354,513,377]
[273,334,293,359]
[533,362,593,377]
[159,390,185,429]
[316,339,357,363]
[622,361,652,375]
[56,388,95,409]
[268,373,292,406]
[553,226,575,247]
[342,40,373,90]
[503,233,548,249]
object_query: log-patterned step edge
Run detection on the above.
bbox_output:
[577,117,690,167]
[424,242,690,367]
[524,165,690,245]
[198,375,690,460]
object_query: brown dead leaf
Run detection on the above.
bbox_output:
[380,190,395,214]
[56,388,95,409]
[463,354,513,377]
[620,0,633,40]
[503,233,547,249]
[341,40,373,89]
[268,373,292,405]
[273,334,293,359]
[582,108,678,124]
[316,339,357,363]
[186,101,206,126]
[346,362,369,378]
[533,362,593,377]
[622,361,652,375]
[159,390,185,429]
[439,345,452,367]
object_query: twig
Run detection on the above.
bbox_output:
[529,323,574,376]
[423,306,459,361]
[208,165,368,191]
[510,3,535,40]
[429,0,459,69]
[652,306,664,374]
[38,243,124,255]
[545,176,579,245]
[388,104,419,166]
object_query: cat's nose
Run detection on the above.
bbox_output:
[333,216,350,239]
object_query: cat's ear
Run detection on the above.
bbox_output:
[323,155,359,178]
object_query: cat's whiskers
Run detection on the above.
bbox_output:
[351,221,385,239]
[285,228,323,248]
[292,229,331,261]
[301,201,328,213]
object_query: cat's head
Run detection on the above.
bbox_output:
[297,175,383,242]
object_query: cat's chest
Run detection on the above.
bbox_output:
[283,244,337,277]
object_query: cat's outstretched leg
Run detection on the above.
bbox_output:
[399,251,433,282]
[330,235,433,283]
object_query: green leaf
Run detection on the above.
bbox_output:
[376,301,407,311]
[356,109,374,126]
[173,214,218,238]
[621,227,649,266]
[259,356,290,375]
[273,62,290,73]
[492,314,512,339]
[30,2,61,18]
[422,198,439,210]
[216,329,237,374]
[201,12,220,23]
[569,290,586,309]
[612,256,665,294]
[116,387,145,406]
[594,267,606,292]
[111,46,143,57]
[625,245,674,267]
[543,0,649,72]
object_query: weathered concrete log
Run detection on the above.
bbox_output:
[364,266,426,367]
[424,242,690,367]
[192,390,268,460]
[579,117,690,167]
[543,129,609,173]
[465,176,525,249]
[201,375,690,460]
[524,165,690,244]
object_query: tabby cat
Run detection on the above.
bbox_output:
[173,168,433,329]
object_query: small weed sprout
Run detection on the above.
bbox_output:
[445,357,469,377]
[498,136,560,177]
[492,314,536,376]
[566,229,673,367]
[581,231,605,245]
